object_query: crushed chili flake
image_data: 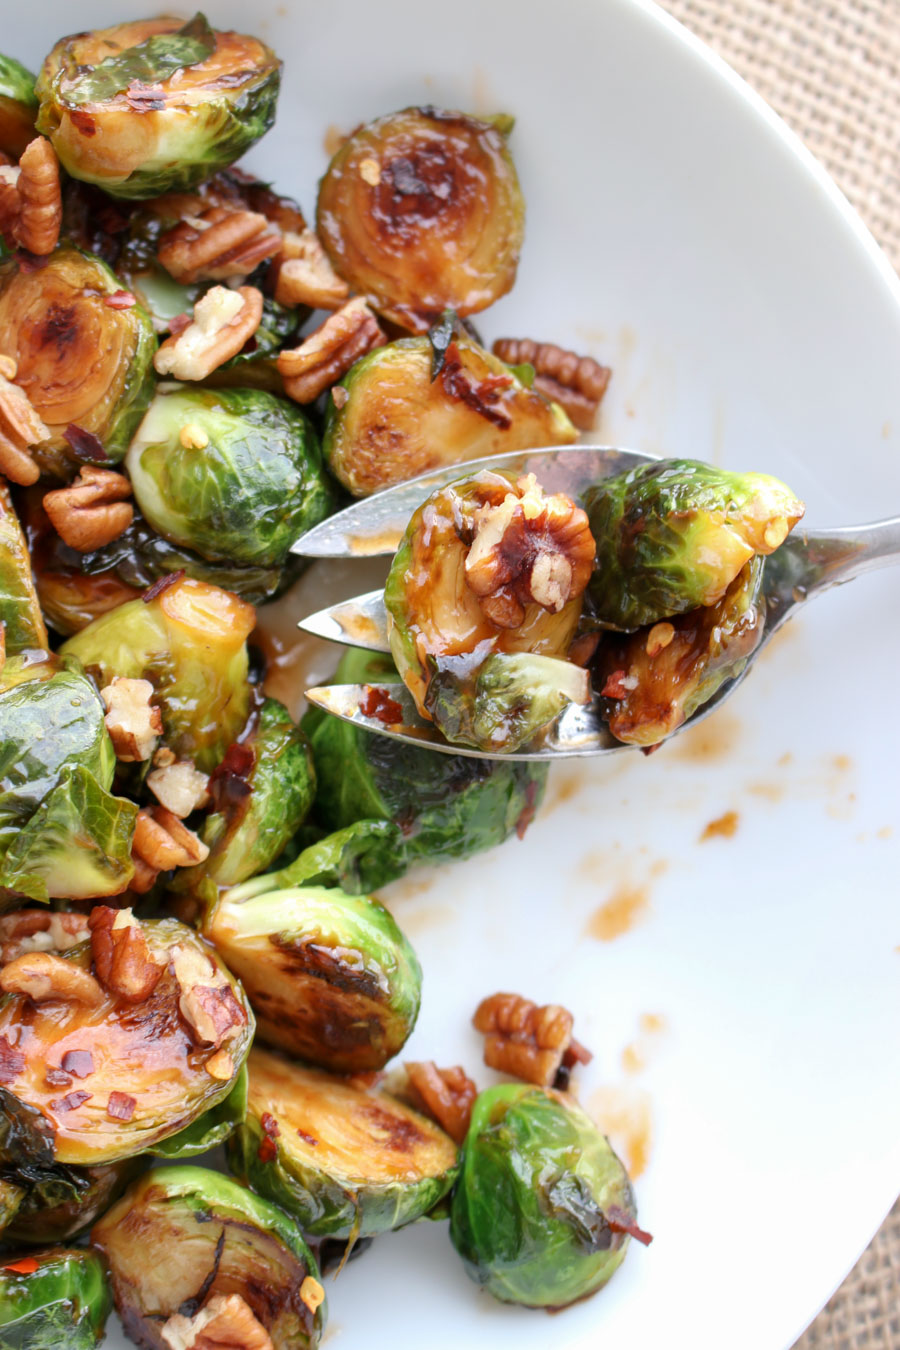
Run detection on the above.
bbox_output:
[44,1068,73,1089]
[14,250,49,274]
[257,1135,278,1164]
[296,1128,319,1147]
[2,1257,39,1274]
[48,1090,92,1113]
[142,569,185,603]
[439,343,513,429]
[207,740,254,813]
[69,108,97,136]
[107,1091,136,1122]
[105,290,137,309]
[600,669,628,699]
[360,684,404,725]
[63,424,108,462]
[0,1035,24,1084]
[61,1049,94,1079]
[607,1204,654,1246]
[260,1111,280,1138]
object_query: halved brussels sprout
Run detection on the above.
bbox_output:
[149,1061,248,1161]
[3,1158,141,1245]
[126,386,333,569]
[228,819,406,900]
[317,107,524,332]
[228,1047,458,1239]
[61,577,255,771]
[385,471,595,751]
[0,249,157,476]
[0,55,38,159]
[204,876,421,1073]
[304,648,549,869]
[0,1176,23,1230]
[0,918,253,1166]
[0,1247,111,1349]
[450,1084,641,1308]
[36,16,281,199]
[92,1165,324,1350]
[0,481,48,655]
[596,557,765,746]
[584,458,805,630]
[323,333,575,496]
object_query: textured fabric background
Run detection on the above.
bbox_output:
[658,5,899,1342]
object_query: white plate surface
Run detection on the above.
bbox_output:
[7,2,900,1348]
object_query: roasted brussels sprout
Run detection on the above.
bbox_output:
[92,1166,325,1350]
[203,874,422,1072]
[36,16,281,199]
[0,917,253,1165]
[451,1084,643,1308]
[317,106,524,332]
[0,1248,111,1349]
[228,818,406,899]
[323,332,575,496]
[0,248,157,476]
[584,458,805,630]
[149,1062,248,1160]
[2,1158,141,1245]
[304,648,548,869]
[596,557,765,746]
[0,55,38,159]
[0,481,48,654]
[385,471,595,751]
[61,577,255,771]
[0,1176,23,1230]
[228,1047,459,1239]
[126,386,333,568]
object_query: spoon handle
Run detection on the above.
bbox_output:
[792,516,900,594]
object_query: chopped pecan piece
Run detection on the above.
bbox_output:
[0,951,105,1007]
[158,207,281,284]
[205,1048,234,1081]
[405,1061,477,1144]
[492,337,612,431]
[161,1293,275,1350]
[0,137,62,255]
[277,297,385,403]
[170,942,245,1048]
[154,285,263,381]
[0,910,90,966]
[146,760,211,818]
[89,906,162,1005]
[100,677,163,762]
[43,467,133,552]
[0,371,50,485]
[473,991,592,1087]
[273,227,350,309]
[132,807,210,872]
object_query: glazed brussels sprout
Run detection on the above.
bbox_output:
[0,1248,111,1349]
[450,1084,643,1308]
[230,818,406,898]
[92,1166,325,1350]
[584,458,805,630]
[0,54,38,159]
[126,386,333,568]
[149,1062,248,1160]
[0,917,253,1166]
[0,249,157,476]
[35,16,281,199]
[597,557,765,746]
[304,648,548,870]
[323,331,575,496]
[61,577,255,771]
[385,471,595,751]
[0,481,48,655]
[203,873,422,1072]
[2,1158,141,1245]
[228,1048,459,1240]
[317,106,525,331]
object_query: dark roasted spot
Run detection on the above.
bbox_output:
[39,304,81,353]
[359,1101,426,1153]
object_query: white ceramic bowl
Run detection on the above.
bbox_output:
[7,3,900,1348]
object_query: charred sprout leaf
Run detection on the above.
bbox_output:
[150,1062,247,1159]
[0,249,156,475]
[323,333,576,496]
[204,880,421,1073]
[450,1084,639,1308]
[61,577,254,771]
[428,308,459,379]
[0,764,137,902]
[92,1165,324,1349]
[584,458,805,630]
[0,1175,24,1231]
[0,481,48,654]
[0,1247,111,1349]
[317,106,525,332]
[127,386,334,568]
[3,1157,142,1245]
[303,647,548,869]
[0,54,38,158]
[597,557,765,746]
[0,919,253,1166]
[385,471,593,752]
[228,819,406,900]
[36,19,281,199]
[228,1047,458,1240]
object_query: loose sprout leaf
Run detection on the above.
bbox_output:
[428,309,460,380]
[67,14,217,106]
[225,819,405,903]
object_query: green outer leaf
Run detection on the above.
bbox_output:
[127,386,334,567]
[226,819,405,902]
[66,14,216,105]
[0,480,47,654]
[0,55,38,110]
[0,765,137,902]
[0,54,38,159]
[0,1248,111,1349]
[150,1062,248,1159]
[450,1084,637,1308]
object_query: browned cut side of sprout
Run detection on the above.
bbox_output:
[158,207,281,284]
[277,298,385,403]
[492,337,612,432]
[473,991,593,1087]
[42,467,133,552]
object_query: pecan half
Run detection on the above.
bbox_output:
[0,951,105,1007]
[405,1061,477,1145]
[43,467,133,552]
[101,677,163,762]
[154,285,263,381]
[473,991,592,1087]
[89,906,162,1004]
[0,371,50,485]
[0,138,62,256]
[158,207,281,284]
[464,474,596,627]
[170,942,244,1049]
[161,1293,275,1350]
[492,337,612,431]
[132,807,210,873]
[273,227,350,310]
[146,760,210,818]
[0,910,90,966]
[277,297,385,403]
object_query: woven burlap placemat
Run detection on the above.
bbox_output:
[658,4,899,1343]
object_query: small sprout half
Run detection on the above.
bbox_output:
[3,1157,142,1246]
[227,1047,459,1239]
[0,55,38,158]
[0,1247,111,1349]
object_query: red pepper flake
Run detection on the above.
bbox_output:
[61,1049,94,1079]
[207,740,254,813]
[562,1036,593,1068]
[439,343,513,429]
[2,1257,39,1274]
[296,1128,319,1147]
[607,1204,654,1246]
[14,250,48,274]
[600,669,628,699]
[515,779,540,840]
[105,290,136,310]
[70,108,97,136]
[260,1111,280,1139]
[257,1135,278,1164]
[107,1091,136,1122]
[63,424,108,462]
[142,569,185,604]
[0,1035,24,1084]
[44,1067,73,1089]
[48,1090,91,1113]
[641,743,662,757]
[125,81,166,112]
[360,684,404,725]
